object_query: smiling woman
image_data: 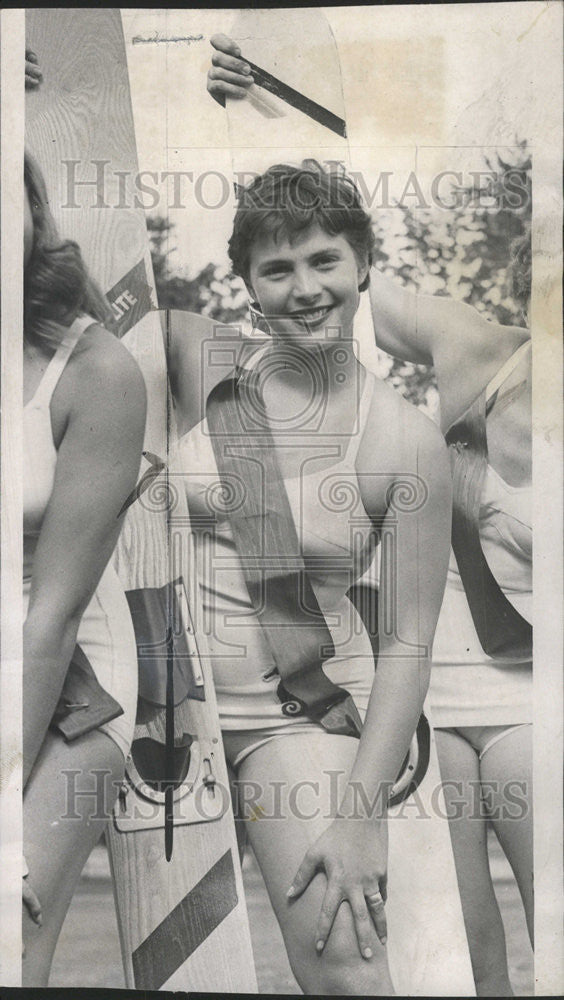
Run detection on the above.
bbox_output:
[229,163,374,343]
[171,161,475,995]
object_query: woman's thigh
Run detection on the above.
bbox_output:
[237,731,395,996]
[479,724,533,943]
[23,729,124,985]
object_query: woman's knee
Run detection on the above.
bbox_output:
[289,903,390,996]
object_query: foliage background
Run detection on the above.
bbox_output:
[148,144,531,419]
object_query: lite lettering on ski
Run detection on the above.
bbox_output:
[112,290,138,319]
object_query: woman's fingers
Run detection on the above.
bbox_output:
[208,66,254,89]
[25,49,43,87]
[210,33,242,58]
[365,886,387,944]
[207,70,252,104]
[380,873,388,903]
[208,81,249,102]
[314,882,343,953]
[315,883,385,958]
[25,67,43,88]
[207,66,253,104]
[211,49,252,77]
[349,888,380,959]
[287,847,319,900]
[207,34,253,105]
[22,879,42,926]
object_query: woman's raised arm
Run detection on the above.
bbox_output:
[370,267,527,366]
[369,268,529,427]
[370,264,521,367]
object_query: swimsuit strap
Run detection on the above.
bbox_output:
[343,370,376,464]
[29,315,98,409]
[446,389,532,660]
[206,369,363,740]
[486,340,531,403]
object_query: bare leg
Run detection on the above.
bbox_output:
[435,728,513,997]
[237,732,395,996]
[479,724,533,946]
[22,729,124,986]
[227,761,248,862]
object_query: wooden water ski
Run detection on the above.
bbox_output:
[225,10,476,995]
[25,9,257,993]
[226,9,349,177]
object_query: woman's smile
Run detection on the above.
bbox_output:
[287,303,335,330]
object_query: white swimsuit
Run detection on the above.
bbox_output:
[430,342,532,727]
[23,315,138,760]
[177,368,378,766]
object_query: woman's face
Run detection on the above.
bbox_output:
[247,223,367,344]
[24,186,34,268]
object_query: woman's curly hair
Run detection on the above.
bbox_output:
[228,160,376,292]
[24,152,114,348]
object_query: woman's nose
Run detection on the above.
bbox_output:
[291,267,322,302]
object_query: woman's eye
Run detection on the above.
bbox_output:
[315,256,339,269]
[264,269,289,281]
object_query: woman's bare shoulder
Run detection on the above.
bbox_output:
[361,374,446,470]
[434,317,529,429]
[59,321,146,412]
[169,309,241,353]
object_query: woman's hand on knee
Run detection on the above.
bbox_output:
[287,818,388,959]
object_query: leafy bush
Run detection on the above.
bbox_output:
[370,142,531,411]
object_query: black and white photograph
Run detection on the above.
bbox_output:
[0,3,562,996]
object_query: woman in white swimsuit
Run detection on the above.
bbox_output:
[175,161,455,996]
[22,153,146,984]
[366,267,532,997]
[207,39,533,995]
